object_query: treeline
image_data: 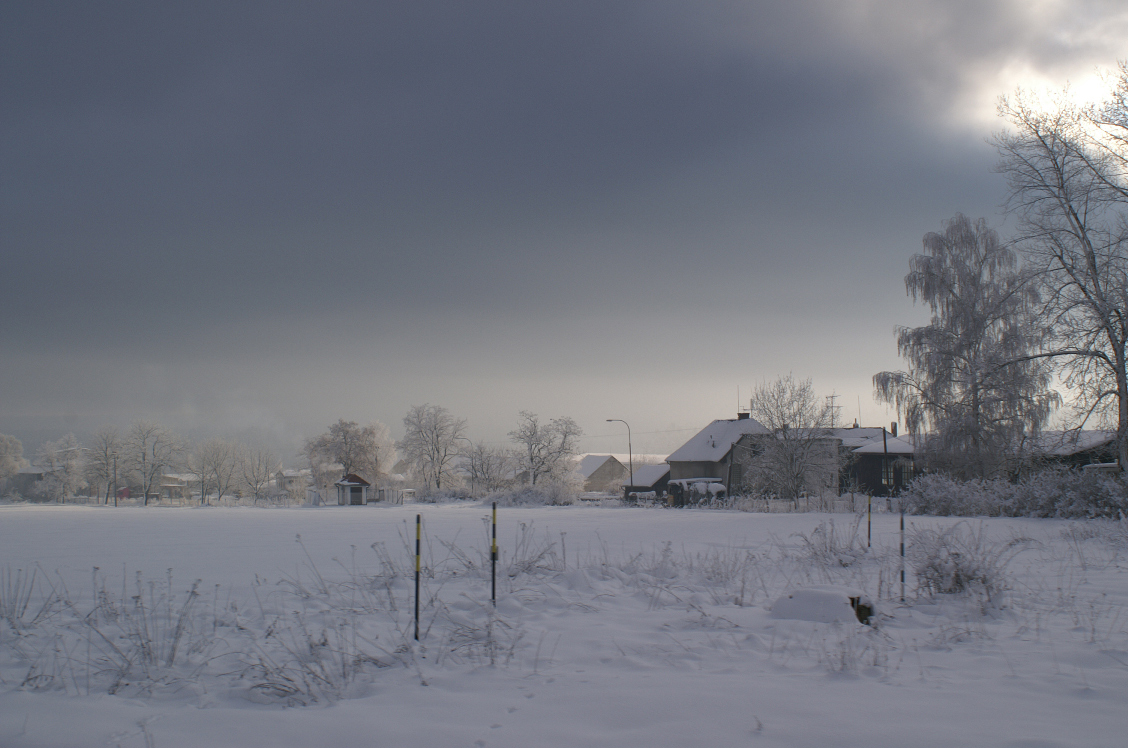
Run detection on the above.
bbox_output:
[0,407,586,505]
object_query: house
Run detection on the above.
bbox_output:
[622,463,670,500]
[575,454,628,492]
[666,413,771,491]
[335,473,371,505]
[160,473,194,502]
[275,468,312,494]
[848,434,916,496]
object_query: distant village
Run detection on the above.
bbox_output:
[1,408,1116,508]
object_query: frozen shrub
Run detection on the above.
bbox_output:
[902,469,1128,519]
[909,523,1031,607]
[488,482,575,507]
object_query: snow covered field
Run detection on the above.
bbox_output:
[1,502,1126,748]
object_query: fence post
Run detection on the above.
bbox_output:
[414,514,421,640]
[491,502,497,607]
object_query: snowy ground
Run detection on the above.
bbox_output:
[1,502,1126,748]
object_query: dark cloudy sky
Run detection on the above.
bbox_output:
[2,1,1126,459]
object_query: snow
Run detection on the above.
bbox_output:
[575,454,619,479]
[852,435,916,454]
[625,463,669,487]
[665,417,769,463]
[2,502,1127,747]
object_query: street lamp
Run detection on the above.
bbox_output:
[606,419,633,497]
[454,436,475,497]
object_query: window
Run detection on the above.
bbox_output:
[882,459,894,486]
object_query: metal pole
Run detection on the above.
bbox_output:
[491,502,497,607]
[900,502,906,603]
[867,493,871,548]
[415,514,421,640]
[606,419,632,498]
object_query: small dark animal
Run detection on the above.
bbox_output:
[848,596,874,625]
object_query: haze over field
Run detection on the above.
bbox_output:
[3,2,1127,455]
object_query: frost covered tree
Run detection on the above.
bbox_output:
[0,434,28,496]
[742,375,838,500]
[35,433,87,500]
[509,411,582,486]
[303,419,393,492]
[85,428,122,504]
[197,438,239,504]
[995,65,1128,469]
[240,446,277,503]
[125,420,181,505]
[461,442,517,493]
[397,404,467,489]
[874,215,1056,478]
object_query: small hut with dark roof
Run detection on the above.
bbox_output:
[335,473,371,505]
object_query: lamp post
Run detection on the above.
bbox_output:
[454,436,474,497]
[606,419,633,497]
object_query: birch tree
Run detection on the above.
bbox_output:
[874,215,1057,478]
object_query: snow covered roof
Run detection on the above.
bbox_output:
[626,463,670,488]
[827,427,889,450]
[575,454,622,479]
[335,473,371,487]
[666,418,770,463]
[1028,430,1117,456]
[852,435,915,455]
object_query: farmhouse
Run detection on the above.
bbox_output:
[665,413,771,494]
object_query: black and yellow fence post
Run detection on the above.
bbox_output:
[414,513,421,641]
[491,501,498,607]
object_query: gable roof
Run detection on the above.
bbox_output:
[667,417,770,463]
[576,454,623,479]
[335,473,371,487]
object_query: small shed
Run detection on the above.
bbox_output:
[335,473,371,505]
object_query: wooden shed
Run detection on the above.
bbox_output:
[335,473,371,505]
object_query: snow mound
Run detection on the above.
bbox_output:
[769,586,873,624]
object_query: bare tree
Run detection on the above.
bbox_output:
[461,442,517,493]
[35,433,86,501]
[397,404,467,489]
[303,419,393,494]
[509,411,583,486]
[185,443,214,505]
[126,420,181,505]
[873,215,1057,478]
[995,66,1128,468]
[240,446,277,503]
[742,375,837,500]
[200,438,239,505]
[85,428,122,504]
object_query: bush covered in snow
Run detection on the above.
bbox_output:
[487,481,576,506]
[902,469,1128,519]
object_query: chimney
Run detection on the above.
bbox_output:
[890,422,898,437]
